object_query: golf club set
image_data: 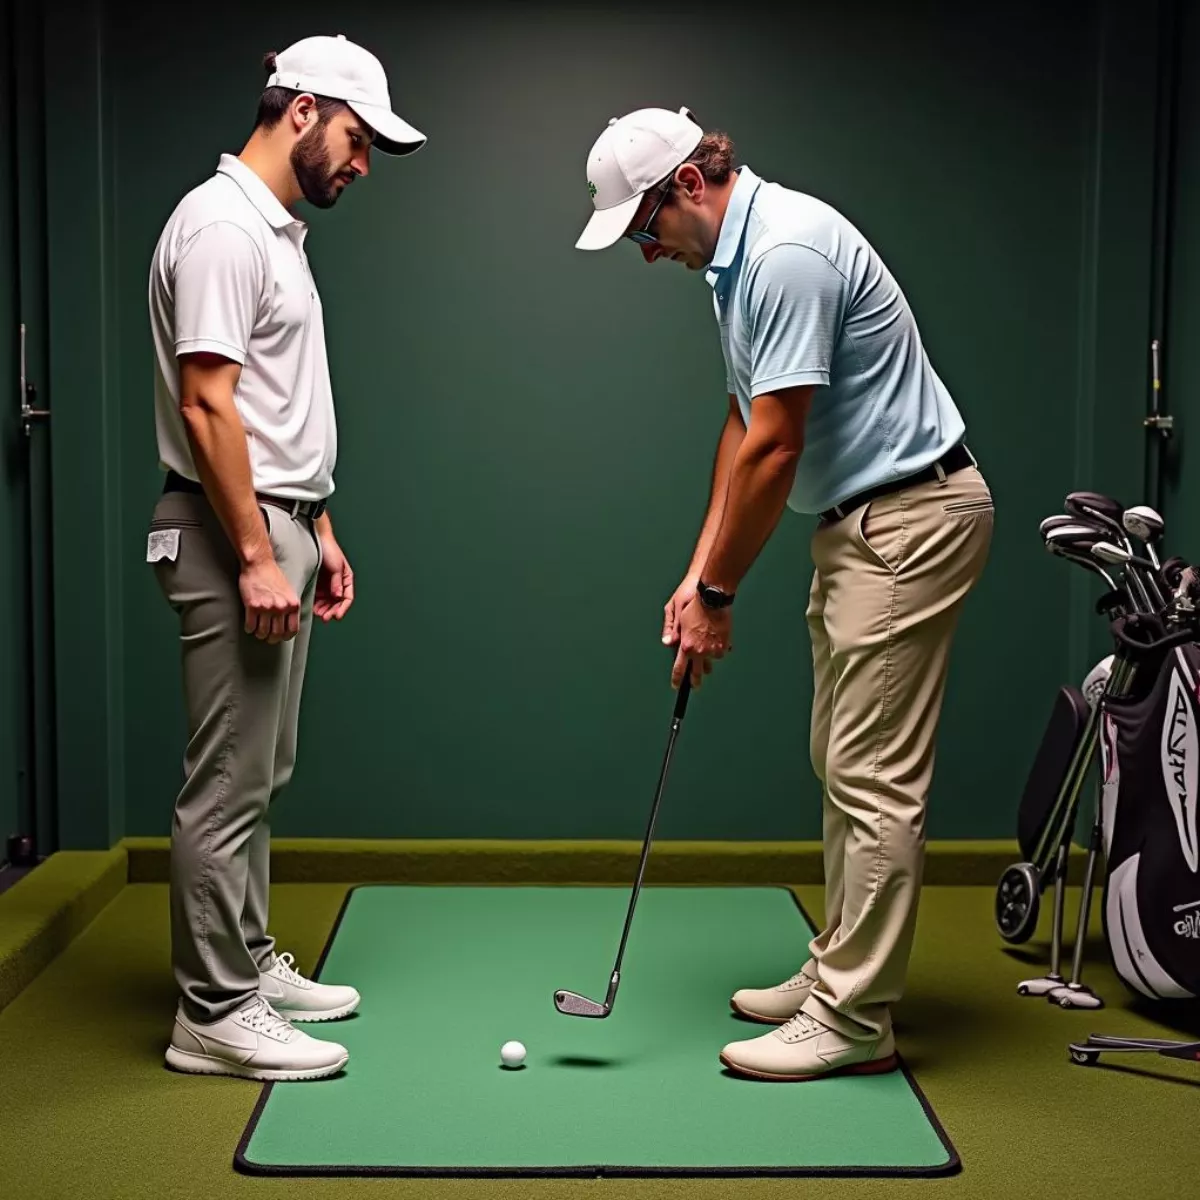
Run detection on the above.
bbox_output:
[996,491,1200,1067]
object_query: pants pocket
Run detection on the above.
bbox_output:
[148,517,203,530]
[942,496,994,515]
[858,499,904,573]
[303,517,323,573]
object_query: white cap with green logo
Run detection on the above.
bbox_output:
[575,107,704,250]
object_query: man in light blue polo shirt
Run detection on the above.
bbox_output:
[576,108,993,1083]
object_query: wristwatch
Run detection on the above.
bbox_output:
[697,580,735,610]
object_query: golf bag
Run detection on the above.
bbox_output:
[1016,685,1093,863]
[1098,630,1200,1001]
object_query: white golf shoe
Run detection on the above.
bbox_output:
[258,951,360,1022]
[720,1011,898,1082]
[165,996,349,1081]
[730,962,818,1024]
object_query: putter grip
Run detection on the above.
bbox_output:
[674,662,693,719]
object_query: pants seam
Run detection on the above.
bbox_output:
[197,691,235,989]
[845,495,906,1009]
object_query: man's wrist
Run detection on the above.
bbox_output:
[696,579,736,610]
[238,538,274,570]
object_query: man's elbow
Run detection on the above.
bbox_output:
[178,353,241,420]
[744,431,802,472]
[179,391,222,429]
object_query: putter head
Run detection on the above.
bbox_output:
[553,990,611,1018]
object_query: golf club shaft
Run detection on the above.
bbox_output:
[608,665,694,985]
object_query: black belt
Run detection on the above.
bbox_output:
[163,470,328,520]
[818,443,976,523]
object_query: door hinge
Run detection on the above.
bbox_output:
[19,324,50,437]
[1146,339,1173,439]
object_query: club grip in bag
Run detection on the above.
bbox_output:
[1112,613,1199,656]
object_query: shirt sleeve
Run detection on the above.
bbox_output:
[744,243,846,398]
[172,222,265,364]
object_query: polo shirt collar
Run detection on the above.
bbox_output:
[706,165,761,288]
[216,153,302,232]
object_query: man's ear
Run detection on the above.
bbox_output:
[289,93,318,136]
[676,162,705,203]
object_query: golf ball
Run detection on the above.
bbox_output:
[500,1040,526,1068]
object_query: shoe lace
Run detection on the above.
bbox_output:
[778,1012,821,1040]
[780,967,813,990]
[272,952,309,988]
[243,997,296,1041]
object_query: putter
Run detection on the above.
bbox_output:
[554,661,695,1018]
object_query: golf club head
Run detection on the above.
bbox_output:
[555,969,620,1018]
[1162,556,1188,588]
[1045,524,1105,553]
[1065,491,1125,526]
[1039,514,1075,535]
[1064,492,1137,554]
[1040,514,1104,541]
[1123,505,1164,543]
[553,990,611,1018]
[1092,540,1132,565]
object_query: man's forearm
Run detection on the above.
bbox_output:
[688,408,747,577]
[182,396,273,569]
[700,434,800,593]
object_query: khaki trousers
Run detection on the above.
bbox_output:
[800,464,993,1040]
[148,488,322,1024]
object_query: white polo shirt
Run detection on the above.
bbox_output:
[148,153,336,501]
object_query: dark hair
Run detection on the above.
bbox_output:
[254,51,348,132]
[683,131,736,183]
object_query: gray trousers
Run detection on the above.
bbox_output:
[149,487,322,1024]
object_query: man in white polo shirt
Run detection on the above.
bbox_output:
[145,33,424,1082]
[576,109,993,1082]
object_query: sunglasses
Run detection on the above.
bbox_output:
[625,174,675,246]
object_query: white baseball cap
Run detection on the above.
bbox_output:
[267,33,426,156]
[575,107,704,251]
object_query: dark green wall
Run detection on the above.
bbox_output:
[35,0,1180,845]
[0,0,23,856]
[1161,1,1200,550]
[0,0,53,860]
[43,0,123,850]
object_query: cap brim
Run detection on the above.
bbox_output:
[349,100,427,156]
[575,193,642,251]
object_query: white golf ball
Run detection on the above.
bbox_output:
[500,1040,526,1068]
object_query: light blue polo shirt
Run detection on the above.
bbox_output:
[706,166,966,515]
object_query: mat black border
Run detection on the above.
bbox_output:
[234,883,963,1179]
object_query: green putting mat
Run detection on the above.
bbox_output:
[236,886,958,1177]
